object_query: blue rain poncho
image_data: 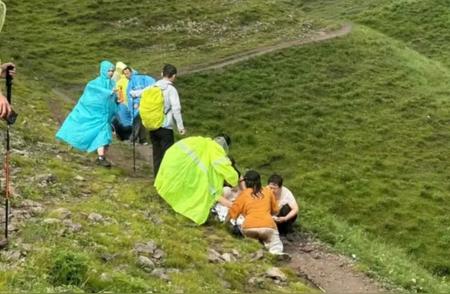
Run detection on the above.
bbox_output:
[56,60,117,152]
[127,73,155,119]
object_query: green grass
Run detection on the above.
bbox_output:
[2,0,450,292]
[179,25,450,291]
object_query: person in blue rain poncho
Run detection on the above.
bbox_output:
[56,60,118,167]
[126,68,155,144]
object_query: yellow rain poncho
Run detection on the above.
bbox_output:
[155,136,238,224]
[113,62,128,104]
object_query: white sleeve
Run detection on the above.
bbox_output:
[168,86,184,131]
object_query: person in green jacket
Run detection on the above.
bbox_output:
[154,134,239,225]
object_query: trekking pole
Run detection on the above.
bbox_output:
[3,65,14,240]
[131,97,136,173]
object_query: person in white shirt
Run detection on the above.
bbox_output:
[150,64,186,176]
[268,174,299,235]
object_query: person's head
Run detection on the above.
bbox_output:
[112,61,127,81]
[214,133,231,154]
[268,174,283,196]
[100,60,115,79]
[162,64,177,81]
[243,170,262,197]
[123,67,132,80]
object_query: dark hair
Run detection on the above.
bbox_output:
[268,174,283,187]
[216,133,231,147]
[122,66,132,73]
[162,64,177,78]
[244,170,262,197]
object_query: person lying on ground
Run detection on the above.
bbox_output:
[227,170,284,255]
[268,174,299,236]
[56,60,117,168]
[155,134,238,224]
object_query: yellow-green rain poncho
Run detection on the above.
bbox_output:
[155,136,238,225]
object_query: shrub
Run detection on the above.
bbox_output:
[49,251,88,287]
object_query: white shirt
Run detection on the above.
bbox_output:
[277,186,296,209]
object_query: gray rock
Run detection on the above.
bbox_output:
[207,248,224,263]
[134,241,157,255]
[74,175,85,181]
[152,249,165,260]
[221,253,236,263]
[88,213,104,223]
[20,200,42,208]
[30,206,45,216]
[137,256,155,271]
[251,249,265,261]
[43,218,61,225]
[265,267,287,282]
[62,219,82,233]
[231,249,240,258]
[151,268,170,281]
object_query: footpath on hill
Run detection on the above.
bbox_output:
[49,23,390,293]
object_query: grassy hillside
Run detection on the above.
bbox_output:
[1,0,322,88]
[179,25,450,291]
[2,0,450,292]
[0,78,313,293]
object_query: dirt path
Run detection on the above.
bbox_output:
[47,23,392,293]
[283,234,388,293]
[180,23,352,75]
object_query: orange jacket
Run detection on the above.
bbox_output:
[229,187,279,229]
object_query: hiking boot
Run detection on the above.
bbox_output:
[96,157,112,168]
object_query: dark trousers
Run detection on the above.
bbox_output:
[112,118,132,141]
[277,204,297,235]
[149,128,174,177]
[131,115,148,144]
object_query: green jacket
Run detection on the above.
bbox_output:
[154,136,238,224]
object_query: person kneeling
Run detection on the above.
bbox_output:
[228,170,283,255]
[268,174,299,236]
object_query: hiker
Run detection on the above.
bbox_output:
[150,64,186,176]
[0,2,15,120]
[228,170,284,255]
[56,60,117,167]
[0,62,15,119]
[111,63,133,141]
[268,174,299,236]
[126,67,155,144]
[154,135,238,224]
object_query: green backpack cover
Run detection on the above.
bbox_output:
[140,86,165,130]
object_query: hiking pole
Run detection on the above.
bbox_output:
[3,65,14,240]
[131,97,136,173]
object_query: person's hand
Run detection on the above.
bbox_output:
[179,128,186,135]
[273,216,286,223]
[1,63,16,79]
[0,94,12,119]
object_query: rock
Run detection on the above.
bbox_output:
[36,173,56,187]
[251,249,265,261]
[231,249,240,258]
[265,267,287,282]
[151,268,170,281]
[51,208,72,220]
[152,249,165,260]
[0,239,8,249]
[248,276,265,287]
[221,253,236,263]
[43,218,61,225]
[2,250,21,262]
[88,213,104,223]
[74,175,85,181]
[137,256,155,271]
[134,241,157,255]
[62,220,82,233]
[208,248,224,263]
[30,206,45,216]
[20,200,42,208]
[100,253,116,263]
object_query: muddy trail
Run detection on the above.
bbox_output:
[46,23,392,293]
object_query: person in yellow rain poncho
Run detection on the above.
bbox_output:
[113,61,128,104]
[154,134,239,225]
